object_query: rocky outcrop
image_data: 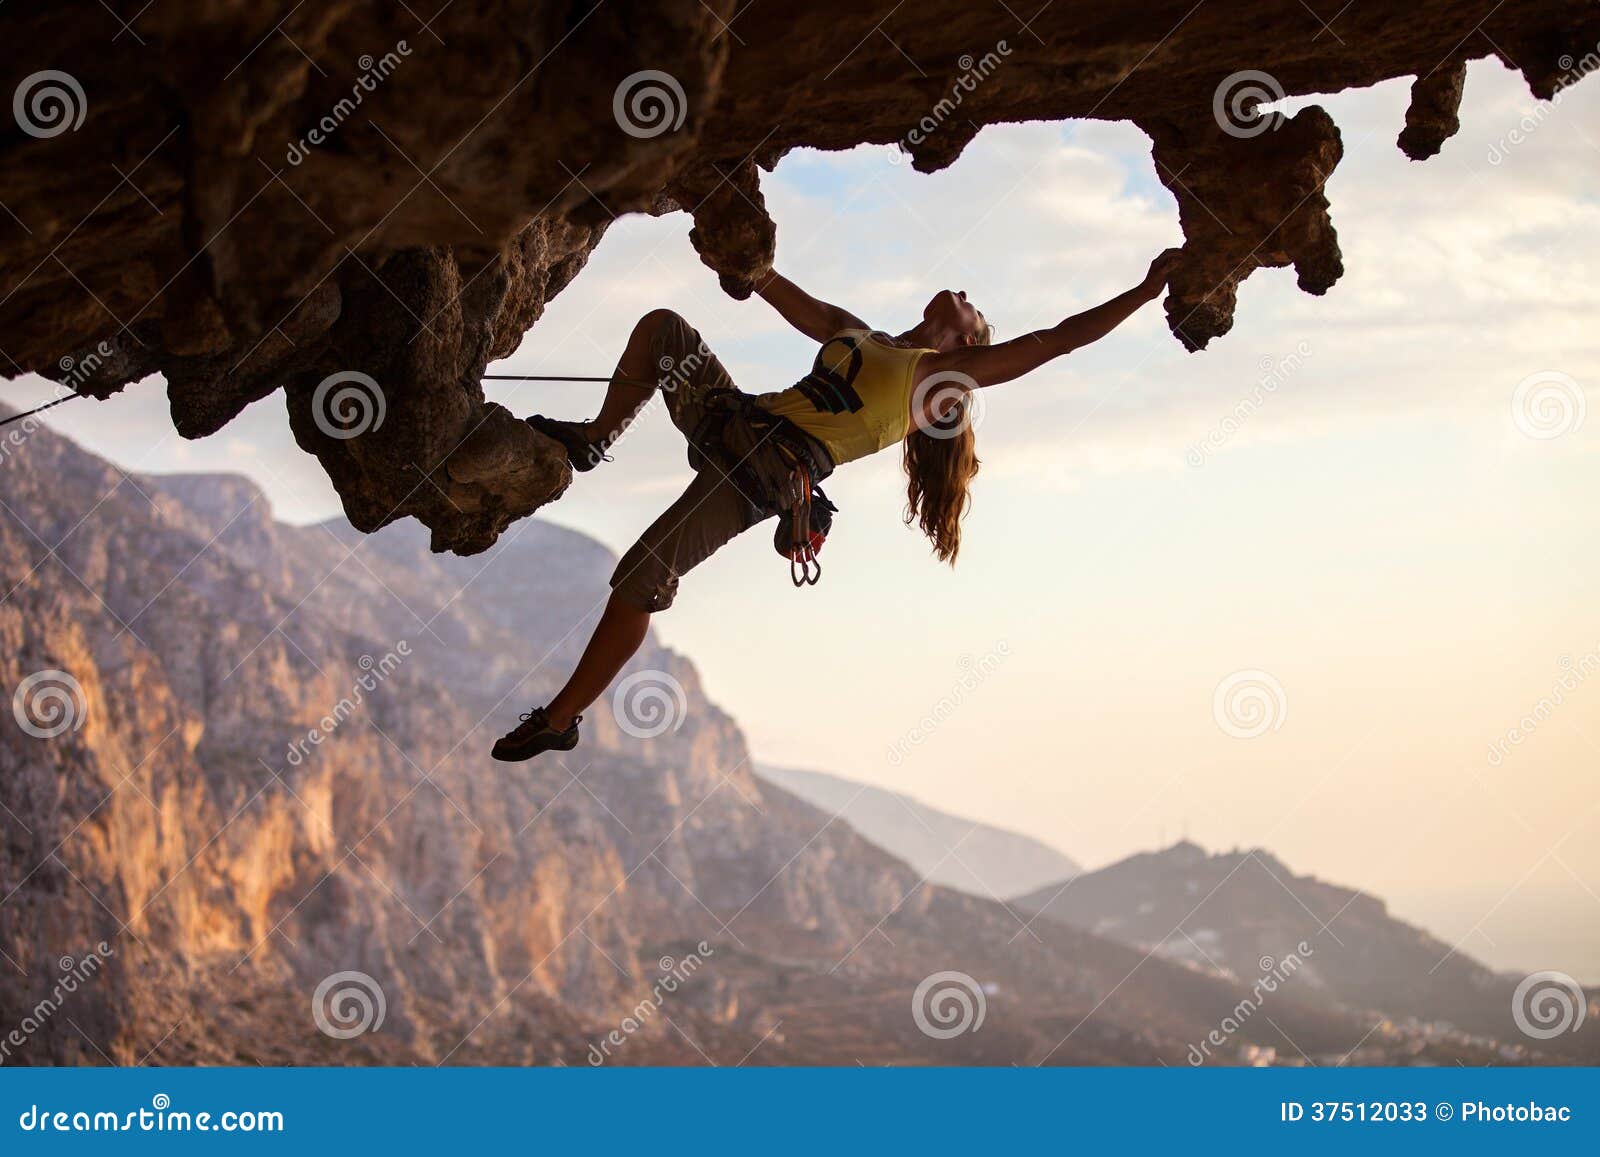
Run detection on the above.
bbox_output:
[1,1,1595,550]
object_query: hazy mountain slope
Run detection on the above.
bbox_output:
[757,763,1079,899]
[4,408,1576,1066]
[1016,841,1597,1058]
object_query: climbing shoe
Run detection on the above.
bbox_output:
[527,414,611,472]
[491,707,582,763]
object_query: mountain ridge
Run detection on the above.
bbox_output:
[1015,840,1596,1057]
[756,762,1080,901]
[3,413,1586,1065]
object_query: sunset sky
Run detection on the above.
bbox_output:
[10,60,1598,980]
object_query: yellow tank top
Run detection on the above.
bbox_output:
[756,329,932,466]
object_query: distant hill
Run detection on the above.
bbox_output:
[1014,841,1593,1055]
[756,764,1080,900]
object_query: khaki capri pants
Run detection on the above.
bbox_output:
[610,311,778,612]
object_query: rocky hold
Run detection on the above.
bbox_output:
[0,0,1594,552]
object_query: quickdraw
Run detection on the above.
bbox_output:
[771,453,836,588]
[786,464,822,587]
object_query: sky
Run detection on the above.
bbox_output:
[8,60,1599,981]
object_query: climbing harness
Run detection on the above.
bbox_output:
[682,390,839,588]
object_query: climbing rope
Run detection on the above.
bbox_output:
[482,374,660,385]
[0,393,81,428]
[0,373,658,429]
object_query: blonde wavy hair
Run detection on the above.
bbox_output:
[902,318,989,564]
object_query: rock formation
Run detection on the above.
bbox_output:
[6,410,1431,1065]
[1,1,1594,551]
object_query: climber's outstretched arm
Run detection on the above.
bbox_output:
[929,249,1182,390]
[755,269,867,343]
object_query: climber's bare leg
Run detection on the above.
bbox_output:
[583,310,673,443]
[545,592,651,730]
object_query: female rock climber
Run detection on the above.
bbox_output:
[492,247,1184,761]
